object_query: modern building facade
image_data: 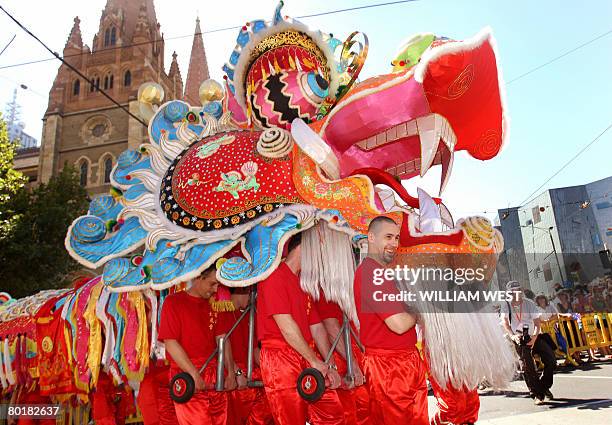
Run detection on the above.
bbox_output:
[496,176,612,296]
[494,207,530,290]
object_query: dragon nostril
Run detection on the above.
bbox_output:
[315,74,329,90]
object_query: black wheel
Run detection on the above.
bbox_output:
[297,367,325,402]
[169,372,195,403]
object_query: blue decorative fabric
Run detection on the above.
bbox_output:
[151,239,235,286]
[219,214,298,283]
[89,196,123,221]
[68,216,147,267]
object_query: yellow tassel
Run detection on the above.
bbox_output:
[288,55,296,70]
[209,298,236,312]
[274,58,281,73]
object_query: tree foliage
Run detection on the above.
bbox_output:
[0,113,27,239]
[0,156,89,298]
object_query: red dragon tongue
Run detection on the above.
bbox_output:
[351,167,419,209]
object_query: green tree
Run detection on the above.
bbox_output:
[0,113,27,239]
[0,165,89,298]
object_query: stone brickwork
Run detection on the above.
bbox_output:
[37,0,206,196]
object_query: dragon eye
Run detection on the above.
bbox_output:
[299,71,329,105]
[185,111,198,124]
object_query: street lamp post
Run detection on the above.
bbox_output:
[521,225,566,283]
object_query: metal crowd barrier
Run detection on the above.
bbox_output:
[540,313,611,365]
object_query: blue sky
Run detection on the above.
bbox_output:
[1,0,610,221]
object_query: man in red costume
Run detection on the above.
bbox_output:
[159,265,236,425]
[91,374,136,425]
[354,216,427,425]
[218,286,273,425]
[315,294,371,425]
[428,377,479,425]
[257,234,345,425]
[136,359,179,425]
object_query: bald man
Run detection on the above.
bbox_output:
[353,216,427,425]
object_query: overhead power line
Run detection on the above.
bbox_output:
[0,0,419,70]
[516,121,612,208]
[0,4,148,127]
[0,34,16,56]
[506,28,612,85]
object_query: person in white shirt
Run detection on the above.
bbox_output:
[535,294,560,321]
[501,281,556,405]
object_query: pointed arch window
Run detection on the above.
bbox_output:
[103,74,113,90]
[91,76,100,92]
[123,70,131,87]
[79,161,88,187]
[103,157,113,183]
[73,79,80,96]
[103,27,116,47]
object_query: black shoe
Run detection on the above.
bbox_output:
[544,390,554,401]
[534,396,545,406]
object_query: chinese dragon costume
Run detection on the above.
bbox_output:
[1,2,516,422]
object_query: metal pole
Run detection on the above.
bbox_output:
[215,336,225,391]
[247,286,257,384]
[342,314,354,387]
[214,303,252,391]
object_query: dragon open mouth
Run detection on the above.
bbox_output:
[354,113,456,194]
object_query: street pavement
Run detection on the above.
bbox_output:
[427,361,612,424]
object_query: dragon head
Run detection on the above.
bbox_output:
[305,28,507,195]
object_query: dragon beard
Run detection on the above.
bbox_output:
[397,276,517,390]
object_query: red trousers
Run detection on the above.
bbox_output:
[174,390,228,425]
[92,375,136,425]
[429,379,479,425]
[16,392,56,425]
[335,385,371,425]
[260,339,345,425]
[227,364,273,425]
[137,362,179,425]
[333,350,371,425]
[228,386,273,425]
[172,362,228,425]
[362,347,428,425]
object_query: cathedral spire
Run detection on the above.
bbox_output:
[133,0,151,40]
[65,16,83,51]
[168,51,184,100]
[184,17,210,105]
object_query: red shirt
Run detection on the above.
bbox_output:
[218,309,252,367]
[158,291,221,373]
[316,293,344,322]
[257,262,321,342]
[354,257,417,350]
